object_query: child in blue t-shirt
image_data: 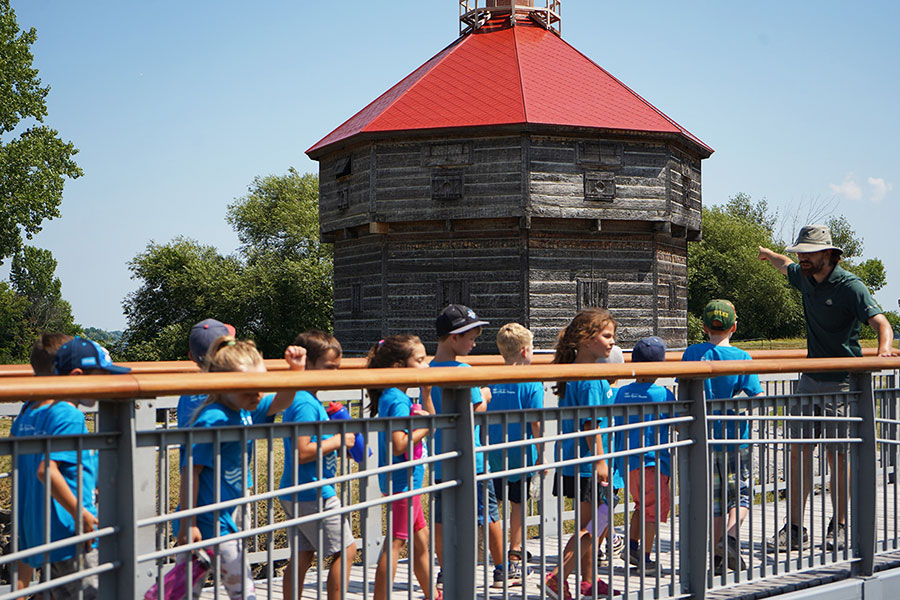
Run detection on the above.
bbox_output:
[546,309,621,599]
[278,330,357,600]
[367,335,436,600]
[615,336,674,576]
[429,304,506,588]
[176,318,236,429]
[12,335,130,597]
[682,299,763,573]
[487,323,543,584]
[176,336,302,600]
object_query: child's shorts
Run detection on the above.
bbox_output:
[280,495,354,556]
[628,467,671,523]
[390,494,428,540]
[433,479,500,525]
[502,476,531,504]
[553,474,608,505]
[711,448,752,516]
[49,549,99,599]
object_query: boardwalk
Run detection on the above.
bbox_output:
[199,475,900,599]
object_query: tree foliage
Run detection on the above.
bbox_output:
[0,246,80,363]
[0,0,82,263]
[689,196,804,340]
[120,170,332,361]
[690,195,889,341]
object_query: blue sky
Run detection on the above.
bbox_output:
[6,0,899,330]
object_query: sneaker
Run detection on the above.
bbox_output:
[436,570,443,591]
[580,576,622,597]
[599,533,625,566]
[628,543,658,575]
[825,519,847,552]
[714,536,747,573]
[545,573,573,600]
[492,562,529,588]
[772,523,809,551]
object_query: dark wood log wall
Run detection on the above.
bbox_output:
[319,133,701,355]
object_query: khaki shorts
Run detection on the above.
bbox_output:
[789,374,854,452]
[279,495,354,556]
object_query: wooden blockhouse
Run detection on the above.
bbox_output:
[307,1,713,354]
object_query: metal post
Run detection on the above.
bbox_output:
[853,372,877,576]
[440,387,477,600]
[361,427,382,566]
[677,378,709,599]
[97,398,157,599]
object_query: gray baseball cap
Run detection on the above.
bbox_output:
[785,224,843,254]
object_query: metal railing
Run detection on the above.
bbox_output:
[1,356,899,599]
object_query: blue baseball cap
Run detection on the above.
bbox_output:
[632,336,667,363]
[54,337,131,375]
[189,319,236,364]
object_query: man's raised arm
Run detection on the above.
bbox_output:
[758,246,793,275]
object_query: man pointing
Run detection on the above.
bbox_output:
[758,223,893,552]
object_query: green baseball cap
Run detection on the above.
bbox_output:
[703,299,736,331]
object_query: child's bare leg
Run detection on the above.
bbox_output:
[15,563,32,590]
[577,500,596,582]
[283,550,314,600]
[725,507,748,538]
[411,527,436,599]
[509,500,524,554]
[326,543,357,600]
[374,539,405,600]
[488,519,504,566]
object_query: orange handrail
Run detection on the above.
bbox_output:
[1,356,898,403]
[1,348,890,378]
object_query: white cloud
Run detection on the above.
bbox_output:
[867,177,893,203]
[829,174,863,202]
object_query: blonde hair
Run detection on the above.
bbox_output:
[496,323,533,362]
[552,308,616,399]
[191,335,264,423]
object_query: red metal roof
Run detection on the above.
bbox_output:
[307,19,712,156]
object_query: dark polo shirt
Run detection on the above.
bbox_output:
[787,263,883,382]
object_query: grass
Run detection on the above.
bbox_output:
[734,338,884,350]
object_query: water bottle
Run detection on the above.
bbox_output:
[409,403,424,460]
[326,401,367,463]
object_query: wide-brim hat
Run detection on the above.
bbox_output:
[786,224,843,254]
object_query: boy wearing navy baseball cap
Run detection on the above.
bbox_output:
[615,336,675,576]
[11,336,129,595]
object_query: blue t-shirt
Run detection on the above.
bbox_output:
[11,401,98,567]
[429,360,485,480]
[557,379,621,487]
[183,394,275,540]
[681,343,764,449]
[176,393,207,467]
[279,391,338,503]
[177,394,207,429]
[487,381,544,480]
[377,387,426,494]
[613,382,674,477]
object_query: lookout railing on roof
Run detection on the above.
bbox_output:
[1,356,899,599]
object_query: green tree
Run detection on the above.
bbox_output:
[120,171,333,361]
[0,0,82,263]
[0,245,80,363]
[826,215,886,292]
[120,238,246,361]
[689,196,805,340]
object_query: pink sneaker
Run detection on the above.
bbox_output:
[580,577,621,597]
[545,573,573,600]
